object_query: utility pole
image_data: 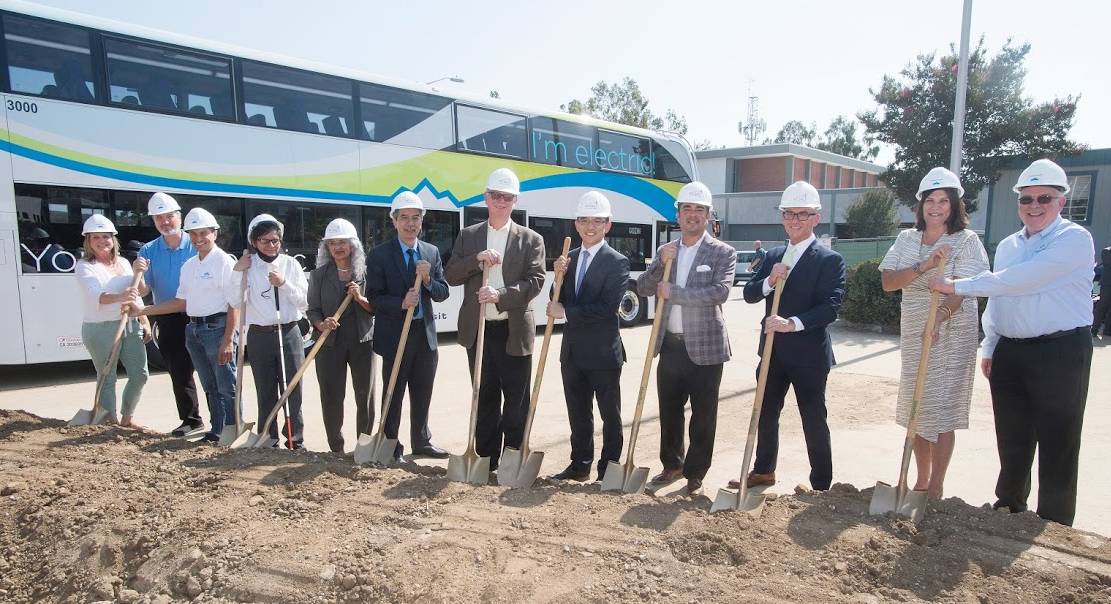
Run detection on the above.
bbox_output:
[737,79,766,146]
[950,0,973,174]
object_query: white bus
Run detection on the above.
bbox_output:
[0,0,697,365]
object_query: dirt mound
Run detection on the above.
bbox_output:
[1,409,1109,603]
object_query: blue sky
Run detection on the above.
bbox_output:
[26,0,1111,163]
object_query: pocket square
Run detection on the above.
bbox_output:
[696,265,711,272]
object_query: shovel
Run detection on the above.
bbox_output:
[70,268,145,426]
[499,237,572,489]
[447,264,493,485]
[869,257,948,523]
[601,256,674,494]
[220,272,255,446]
[354,273,422,465]
[711,277,786,514]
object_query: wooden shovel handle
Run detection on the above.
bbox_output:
[463,264,492,455]
[519,237,572,450]
[231,271,249,431]
[374,273,424,434]
[622,256,674,470]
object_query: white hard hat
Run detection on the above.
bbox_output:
[323,218,358,240]
[247,213,283,237]
[390,191,426,216]
[486,168,520,196]
[1013,158,1071,194]
[575,191,612,218]
[779,181,822,210]
[183,208,219,231]
[147,192,181,216]
[674,181,713,208]
[916,167,964,200]
[81,214,117,235]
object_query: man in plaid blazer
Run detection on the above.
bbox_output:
[636,181,735,497]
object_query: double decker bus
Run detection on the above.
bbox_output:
[0,0,697,365]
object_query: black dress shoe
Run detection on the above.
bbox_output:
[412,444,449,459]
[551,464,590,481]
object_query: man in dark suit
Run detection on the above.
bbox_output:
[445,168,546,471]
[366,191,451,460]
[637,181,736,497]
[546,191,629,482]
[740,181,846,491]
[1093,245,1111,338]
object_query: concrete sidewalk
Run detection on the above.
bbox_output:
[2,286,1108,535]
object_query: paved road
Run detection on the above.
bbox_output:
[2,285,1108,535]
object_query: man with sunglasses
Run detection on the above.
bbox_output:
[740,181,846,492]
[930,158,1094,526]
[445,168,546,473]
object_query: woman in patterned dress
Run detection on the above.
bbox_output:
[879,167,989,499]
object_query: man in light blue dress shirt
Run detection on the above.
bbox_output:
[930,159,1094,526]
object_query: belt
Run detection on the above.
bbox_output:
[253,321,299,332]
[1001,326,1089,344]
[664,332,685,341]
[188,312,227,325]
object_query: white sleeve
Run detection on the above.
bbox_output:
[75,261,104,304]
[283,257,310,313]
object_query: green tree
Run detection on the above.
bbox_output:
[859,39,1084,212]
[816,115,879,161]
[842,188,900,238]
[562,78,688,135]
[766,120,816,146]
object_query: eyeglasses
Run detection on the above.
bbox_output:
[781,210,816,221]
[487,191,516,203]
[256,238,282,246]
[1018,194,1061,205]
[394,214,423,223]
[575,217,608,226]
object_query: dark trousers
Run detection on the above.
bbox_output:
[315,340,375,453]
[247,324,306,447]
[656,335,723,482]
[561,362,623,472]
[153,313,200,425]
[1094,287,1111,335]
[990,329,1092,526]
[466,321,531,467]
[754,354,833,490]
[379,319,437,452]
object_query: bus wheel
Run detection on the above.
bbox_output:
[618,287,646,327]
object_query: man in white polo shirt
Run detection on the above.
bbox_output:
[134,208,238,443]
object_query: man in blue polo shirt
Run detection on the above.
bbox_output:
[134,192,203,436]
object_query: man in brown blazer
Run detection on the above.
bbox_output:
[445,168,546,471]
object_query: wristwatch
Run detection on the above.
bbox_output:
[912,261,924,275]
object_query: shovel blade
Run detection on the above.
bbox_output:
[710,488,766,515]
[868,481,926,522]
[499,450,543,489]
[67,408,93,427]
[599,461,627,492]
[369,435,399,466]
[229,427,255,449]
[622,466,650,495]
[497,447,524,486]
[353,433,376,465]
[446,453,469,482]
[218,421,256,447]
[447,452,490,485]
[467,455,491,486]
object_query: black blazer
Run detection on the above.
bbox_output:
[366,239,449,354]
[306,262,373,347]
[742,241,846,369]
[558,243,629,370]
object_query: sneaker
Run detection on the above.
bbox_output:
[171,421,204,437]
[200,433,220,444]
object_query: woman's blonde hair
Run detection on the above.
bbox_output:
[82,233,120,263]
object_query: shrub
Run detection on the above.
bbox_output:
[843,188,900,239]
[840,259,901,329]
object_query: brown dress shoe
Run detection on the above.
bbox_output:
[728,471,776,489]
[650,468,684,483]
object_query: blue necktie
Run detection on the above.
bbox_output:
[576,250,590,294]
[406,248,422,320]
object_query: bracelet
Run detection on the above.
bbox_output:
[938,306,953,320]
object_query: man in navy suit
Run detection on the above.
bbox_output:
[366,191,451,460]
[740,181,846,491]
[547,192,630,482]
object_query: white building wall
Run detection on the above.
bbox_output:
[697,157,729,194]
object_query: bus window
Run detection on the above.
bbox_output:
[16,184,107,273]
[653,140,693,183]
[463,206,526,229]
[528,216,578,271]
[421,210,461,262]
[456,105,527,159]
[173,195,244,253]
[597,129,653,178]
[3,15,96,102]
[104,38,233,119]
[241,61,353,136]
[362,205,393,251]
[110,190,159,253]
[245,200,358,268]
[359,83,453,150]
[529,117,596,169]
[606,222,651,272]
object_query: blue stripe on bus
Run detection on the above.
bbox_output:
[0,139,675,218]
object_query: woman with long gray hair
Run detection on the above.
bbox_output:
[308,218,376,453]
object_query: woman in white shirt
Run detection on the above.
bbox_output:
[75,215,152,426]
